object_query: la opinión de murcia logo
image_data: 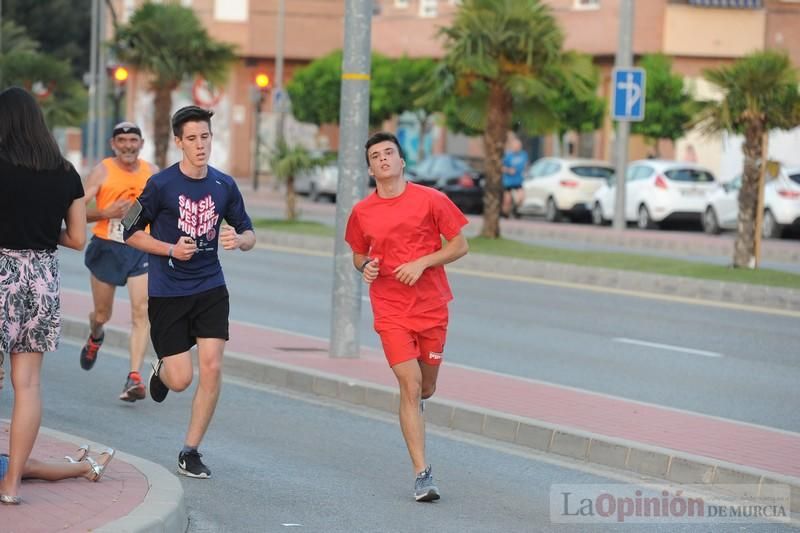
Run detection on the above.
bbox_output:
[550,484,790,524]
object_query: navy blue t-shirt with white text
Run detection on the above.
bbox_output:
[123,163,253,297]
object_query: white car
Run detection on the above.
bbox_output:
[592,159,717,229]
[519,157,614,222]
[294,162,338,202]
[703,166,800,238]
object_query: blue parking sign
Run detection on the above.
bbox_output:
[612,68,646,122]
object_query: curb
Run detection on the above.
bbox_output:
[31,424,188,533]
[259,231,800,313]
[63,316,800,514]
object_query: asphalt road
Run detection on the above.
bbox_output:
[56,242,800,434]
[0,344,791,533]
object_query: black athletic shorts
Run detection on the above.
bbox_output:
[148,285,230,358]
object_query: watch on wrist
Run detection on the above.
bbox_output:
[358,259,372,273]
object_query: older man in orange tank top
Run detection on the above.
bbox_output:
[81,122,159,402]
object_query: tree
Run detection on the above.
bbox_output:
[631,54,692,156]
[428,0,592,238]
[111,3,237,168]
[286,51,427,129]
[551,55,605,155]
[0,21,86,127]
[695,50,800,268]
[268,141,329,220]
[1,0,92,78]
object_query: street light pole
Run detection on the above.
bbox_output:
[274,0,286,144]
[87,0,99,168]
[613,0,634,231]
[330,0,372,358]
[95,0,109,160]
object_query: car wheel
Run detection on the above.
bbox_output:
[762,209,783,239]
[309,183,320,203]
[703,207,720,235]
[637,204,657,230]
[591,202,606,226]
[545,197,561,223]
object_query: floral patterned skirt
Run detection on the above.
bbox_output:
[0,248,61,356]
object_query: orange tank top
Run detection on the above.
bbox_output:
[92,158,152,242]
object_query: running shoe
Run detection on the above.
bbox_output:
[149,359,169,403]
[414,465,440,502]
[119,372,146,402]
[178,449,211,479]
[80,332,104,370]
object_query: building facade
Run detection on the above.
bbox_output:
[112,0,800,178]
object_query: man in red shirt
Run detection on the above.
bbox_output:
[345,132,469,502]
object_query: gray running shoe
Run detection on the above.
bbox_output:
[414,465,440,502]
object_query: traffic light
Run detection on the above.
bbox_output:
[110,65,129,125]
[255,73,270,92]
[113,66,129,84]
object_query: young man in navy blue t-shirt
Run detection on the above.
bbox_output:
[123,106,255,478]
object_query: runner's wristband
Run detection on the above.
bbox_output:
[357,259,372,273]
[168,245,174,259]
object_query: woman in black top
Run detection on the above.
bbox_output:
[0,87,86,505]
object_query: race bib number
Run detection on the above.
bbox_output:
[108,218,125,243]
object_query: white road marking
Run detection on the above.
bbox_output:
[614,337,723,358]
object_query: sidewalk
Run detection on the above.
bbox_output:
[0,420,186,532]
[60,288,800,514]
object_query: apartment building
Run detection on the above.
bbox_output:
[113,0,800,177]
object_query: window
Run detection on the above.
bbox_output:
[214,0,248,22]
[123,0,136,22]
[570,166,614,179]
[394,0,410,7]
[573,0,600,9]
[419,0,438,18]
[664,169,715,183]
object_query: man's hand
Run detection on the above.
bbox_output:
[363,258,380,284]
[220,225,241,250]
[172,236,197,260]
[103,199,132,219]
[393,258,428,286]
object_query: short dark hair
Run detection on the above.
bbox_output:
[0,87,69,171]
[171,106,214,138]
[364,131,404,166]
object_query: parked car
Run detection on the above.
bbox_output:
[407,154,484,213]
[703,166,800,238]
[592,160,717,229]
[294,162,338,202]
[519,157,614,222]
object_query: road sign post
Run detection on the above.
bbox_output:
[612,68,646,122]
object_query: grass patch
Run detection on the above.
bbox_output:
[253,218,335,237]
[253,219,800,289]
[468,237,800,289]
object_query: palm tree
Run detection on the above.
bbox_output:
[111,3,236,168]
[429,0,592,238]
[268,141,330,221]
[695,50,800,268]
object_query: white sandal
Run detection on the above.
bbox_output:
[64,443,90,464]
[85,448,115,482]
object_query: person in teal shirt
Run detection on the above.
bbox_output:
[501,134,528,217]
